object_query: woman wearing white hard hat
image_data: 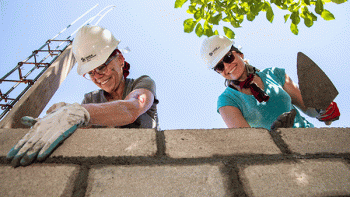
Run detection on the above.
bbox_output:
[200,35,339,130]
[72,25,159,128]
[6,25,159,167]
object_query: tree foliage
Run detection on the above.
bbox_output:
[174,0,347,38]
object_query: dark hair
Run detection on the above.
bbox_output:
[108,48,130,79]
[230,45,242,54]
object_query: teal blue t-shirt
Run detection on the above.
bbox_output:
[217,67,314,130]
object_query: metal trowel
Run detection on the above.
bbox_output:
[297,52,338,125]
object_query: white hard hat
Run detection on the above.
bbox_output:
[200,35,234,69]
[72,25,120,75]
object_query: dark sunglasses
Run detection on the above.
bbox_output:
[213,51,235,73]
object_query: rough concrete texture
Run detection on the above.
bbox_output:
[279,128,350,154]
[0,164,79,196]
[0,129,28,156]
[165,128,281,158]
[240,159,350,197]
[87,164,228,197]
[0,128,157,158]
[51,128,157,157]
[1,128,350,197]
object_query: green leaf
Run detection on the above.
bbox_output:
[247,12,256,21]
[291,11,300,25]
[209,13,222,25]
[183,18,197,33]
[321,9,335,20]
[222,16,231,22]
[290,23,299,35]
[194,9,202,19]
[284,14,290,23]
[303,0,311,5]
[230,19,242,28]
[223,26,235,39]
[288,3,297,12]
[273,0,282,6]
[331,0,347,4]
[187,5,196,14]
[266,5,274,23]
[304,14,314,27]
[251,2,264,14]
[214,30,219,35]
[310,12,318,21]
[195,23,204,37]
[204,22,214,37]
[200,5,206,18]
[315,0,324,15]
[236,14,244,23]
[175,0,188,8]
[191,0,202,4]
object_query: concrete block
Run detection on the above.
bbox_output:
[0,128,157,158]
[240,159,350,197]
[0,164,79,197]
[51,128,157,157]
[165,128,281,158]
[87,164,228,197]
[0,129,28,156]
[279,128,350,154]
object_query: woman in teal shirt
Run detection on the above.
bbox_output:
[200,35,339,130]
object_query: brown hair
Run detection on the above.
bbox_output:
[109,48,130,79]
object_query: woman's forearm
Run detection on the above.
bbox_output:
[82,99,140,127]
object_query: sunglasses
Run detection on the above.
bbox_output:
[213,51,235,73]
[83,55,117,80]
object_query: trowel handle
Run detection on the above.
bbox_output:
[316,102,340,126]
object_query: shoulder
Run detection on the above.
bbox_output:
[84,89,103,97]
[217,87,239,106]
[260,67,285,76]
[127,75,156,96]
[133,75,155,85]
[259,67,286,86]
[217,86,245,113]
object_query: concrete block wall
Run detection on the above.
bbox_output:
[0,127,349,197]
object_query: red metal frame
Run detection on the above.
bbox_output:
[0,39,72,120]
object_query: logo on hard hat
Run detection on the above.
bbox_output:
[209,47,220,56]
[81,54,97,62]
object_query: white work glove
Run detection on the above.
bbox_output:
[46,102,69,114]
[270,109,297,132]
[7,103,90,167]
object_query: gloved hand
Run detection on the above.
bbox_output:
[316,102,340,124]
[7,103,90,167]
[46,102,68,114]
[270,109,297,131]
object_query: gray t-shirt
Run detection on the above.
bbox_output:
[81,75,159,129]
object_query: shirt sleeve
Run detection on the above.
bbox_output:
[81,93,91,104]
[81,90,107,104]
[132,75,159,104]
[132,75,156,96]
[269,67,286,87]
[217,89,240,114]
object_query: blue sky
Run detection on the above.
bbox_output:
[1,0,349,130]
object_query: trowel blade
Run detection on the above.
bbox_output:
[297,52,338,110]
